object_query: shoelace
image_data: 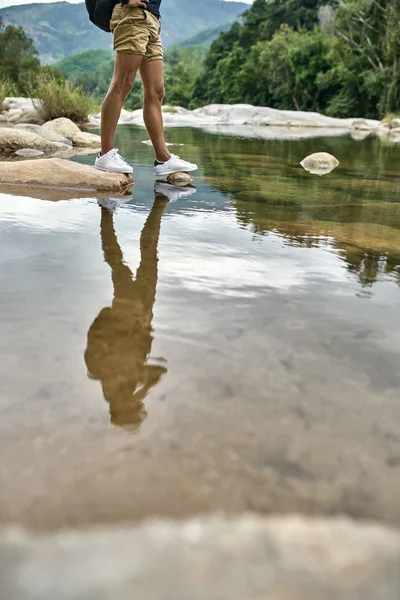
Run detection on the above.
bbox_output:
[109,149,127,166]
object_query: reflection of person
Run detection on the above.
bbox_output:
[85,195,168,431]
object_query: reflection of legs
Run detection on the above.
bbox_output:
[101,52,143,155]
[85,195,168,431]
[140,59,170,163]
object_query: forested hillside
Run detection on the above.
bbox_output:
[190,0,400,118]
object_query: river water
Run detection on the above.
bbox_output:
[0,126,399,529]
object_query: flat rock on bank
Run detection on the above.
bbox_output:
[0,158,133,193]
[1,516,399,600]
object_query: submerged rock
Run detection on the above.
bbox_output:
[166,172,193,186]
[0,128,68,154]
[14,148,44,158]
[0,516,399,600]
[300,152,340,175]
[0,158,133,193]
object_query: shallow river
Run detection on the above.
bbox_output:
[1,126,400,530]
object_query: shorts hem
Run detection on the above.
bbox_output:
[142,56,163,64]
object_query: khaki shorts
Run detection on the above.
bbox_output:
[110,6,163,63]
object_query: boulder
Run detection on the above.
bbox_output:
[42,117,81,141]
[0,128,68,154]
[351,118,372,131]
[389,118,400,129]
[1,98,42,124]
[14,149,44,158]
[72,131,101,148]
[0,158,133,193]
[300,152,340,175]
[0,516,399,600]
[15,124,72,146]
[167,172,193,186]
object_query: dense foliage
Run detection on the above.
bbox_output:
[191,0,400,118]
[0,18,92,122]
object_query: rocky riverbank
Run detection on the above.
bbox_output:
[2,98,400,143]
[89,103,400,142]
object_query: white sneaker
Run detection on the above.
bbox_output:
[155,182,197,203]
[97,197,128,212]
[95,148,133,174]
[154,154,197,177]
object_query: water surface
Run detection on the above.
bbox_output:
[0,127,399,529]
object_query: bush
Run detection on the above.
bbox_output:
[0,78,14,112]
[34,74,93,124]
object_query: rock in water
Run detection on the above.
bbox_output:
[14,149,44,158]
[15,124,72,147]
[167,172,193,186]
[42,117,81,141]
[0,128,68,154]
[0,158,133,193]
[72,131,101,148]
[300,152,340,175]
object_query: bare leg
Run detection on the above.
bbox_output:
[140,59,170,162]
[101,52,144,155]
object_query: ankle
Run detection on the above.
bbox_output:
[156,151,171,163]
[101,147,113,156]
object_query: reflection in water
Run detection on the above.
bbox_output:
[85,194,168,431]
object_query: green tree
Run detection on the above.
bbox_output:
[0,17,41,94]
[321,0,400,117]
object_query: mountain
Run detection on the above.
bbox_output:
[0,0,247,64]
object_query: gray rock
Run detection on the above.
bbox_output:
[0,128,68,154]
[15,124,72,146]
[14,149,44,158]
[167,172,194,186]
[72,131,101,148]
[42,118,82,141]
[300,152,340,175]
[351,118,372,131]
[0,516,399,600]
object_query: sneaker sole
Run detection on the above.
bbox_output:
[154,165,198,177]
[95,164,133,175]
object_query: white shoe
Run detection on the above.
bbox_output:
[97,197,127,212]
[154,154,197,177]
[155,182,197,203]
[95,149,133,174]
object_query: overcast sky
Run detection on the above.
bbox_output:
[0,0,252,8]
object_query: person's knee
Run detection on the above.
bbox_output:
[111,71,137,97]
[145,82,165,104]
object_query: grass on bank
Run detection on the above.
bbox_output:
[34,74,94,124]
[0,79,15,112]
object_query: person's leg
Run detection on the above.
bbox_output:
[101,52,144,155]
[139,59,170,163]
